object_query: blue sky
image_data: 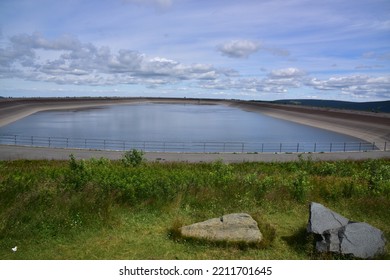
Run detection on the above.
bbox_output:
[0,0,389,101]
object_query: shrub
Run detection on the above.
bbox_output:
[209,160,234,187]
[316,162,337,176]
[290,170,311,202]
[360,160,390,196]
[122,149,145,167]
[65,154,91,190]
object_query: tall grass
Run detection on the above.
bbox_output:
[0,154,389,259]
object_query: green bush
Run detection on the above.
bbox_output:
[66,154,92,190]
[363,160,390,196]
[290,170,311,202]
[122,149,145,167]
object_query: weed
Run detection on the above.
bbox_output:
[290,170,311,203]
[256,176,275,199]
[66,154,91,190]
[209,160,234,187]
[363,160,390,196]
[251,213,277,248]
[297,154,313,172]
[315,162,337,176]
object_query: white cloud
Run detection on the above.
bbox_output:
[198,68,390,99]
[0,32,234,87]
[305,75,390,98]
[1,31,389,100]
[217,39,290,59]
[269,67,306,79]
[217,40,261,59]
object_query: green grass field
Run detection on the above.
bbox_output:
[0,153,389,259]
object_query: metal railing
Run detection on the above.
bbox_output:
[0,134,386,153]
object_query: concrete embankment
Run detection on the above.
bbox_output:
[230,101,390,150]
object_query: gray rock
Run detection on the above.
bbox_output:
[179,213,262,244]
[308,202,387,259]
[307,202,349,234]
[316,228,341,253]
[340,222,386,259]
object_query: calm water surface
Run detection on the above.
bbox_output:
[0,103,365,151]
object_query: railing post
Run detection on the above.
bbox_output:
[31,136,34,146]
[330,143,332,152]
[359,142,361,152]
[314,143,316,152]
[279,143,282,153]
[66,138,69,148]
[343,142,346,152]
[14,135,17,145]
[48,137,51,147]
[203,142,206,153]
[261,143,264,153]
[296,143,299,152]
[242,143,244,153]
[372,142,375,150]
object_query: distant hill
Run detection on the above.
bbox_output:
[271,99,390,113]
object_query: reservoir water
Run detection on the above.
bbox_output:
[0,103,368,152]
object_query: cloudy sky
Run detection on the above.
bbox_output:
[0,0,389,101]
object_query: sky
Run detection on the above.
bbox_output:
[0,0,389,101]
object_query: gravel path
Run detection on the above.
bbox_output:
[1,145,388,163]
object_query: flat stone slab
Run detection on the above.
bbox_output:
[179,213,262,244]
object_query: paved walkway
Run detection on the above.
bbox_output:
[0,145,389,163]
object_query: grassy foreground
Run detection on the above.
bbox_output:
[0,153,389,260]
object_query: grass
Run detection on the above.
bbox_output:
[0,154,389,259]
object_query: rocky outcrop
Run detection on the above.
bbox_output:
[308,202,386,259]
[179,213,262,244]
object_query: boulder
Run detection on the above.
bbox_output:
[340,222,386,259]
[307,202,387,259]
[179,213,262,244]
[307,202,349,234]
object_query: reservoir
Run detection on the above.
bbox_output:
[0,103,368,152]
